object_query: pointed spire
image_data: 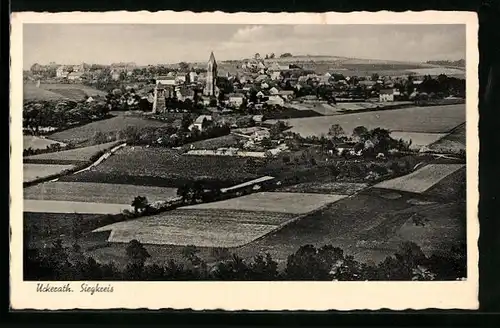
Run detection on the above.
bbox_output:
[209,51,216,64]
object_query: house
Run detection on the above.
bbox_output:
[189,71,198,83]
[278,64,290,70]
[255,75,269,83]
[269,87,280,95]
[260,82,269,89]
[67,72,83,81]
[278,90,295,100]
[271,71,282,80]
[189,115,213,132]
[228,93,246,106]
[176,88,195,101]
[56,66,67,78]
[379,88,397,102]
[256,91,266,98]
[111,71,121,81]
[298,76,309,83]
[252,115,264,124]
[252,129,271,141]
[156,76,177,85]
[267,95,285,106]
[176,75,187,84]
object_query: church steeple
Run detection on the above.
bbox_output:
[204,51,218,97]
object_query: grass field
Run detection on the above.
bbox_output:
[276,182,368,195]
[427,123,466,154]
[24,199,132,214]
[23,164,75,183]
[94,209,296,248]
[373,164,465,193]
[23,141,121,165]
[39,83,107,100]
[48,115,169,144]
[184,135,243,150]
[59,146,259,187]
[278,104,465,137]
[183,192,346,214]
[23,136,66,151]
[389,132,448,149]
[24,181,177,204]
[23,84,70,101]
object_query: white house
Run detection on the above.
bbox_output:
[261,82,269,89]
[156,76,177,85]
[189,115,213,132]
[189,71,198,82]
[228,93,246,107]
[379,89,397,102]
[67,72,83,81]
[56,66,67,78]
[271,71,282,80]
[269,87,280,95]
[267,95,285,106]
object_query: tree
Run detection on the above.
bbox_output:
[269,53,275,59]
[280,53,293,58]
[352,125,369,140]
[371,73,379,81]
[254,53,261,60]
[178,62,190,72]
[125,239,150,270]
[328,124,345,139]
[131,196,149,214]
[181,114,193,132]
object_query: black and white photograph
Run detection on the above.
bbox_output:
[10,11,479,310]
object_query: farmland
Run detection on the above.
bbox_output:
[278,104,465,137]
[182,192,347,214]
[48,115,169,144]
[94,209,296,248]
[427,123,466,154]
[24,199,132,214]
[389,132,448,149]
[59,146,260,187]
[23,141,121,165]
[373,164,465,193]
[23,136,66,151]
[276,182,368,195]
[24,164,75,183]
[24,181,177,204]
[24,83,107,102]
[23,84,69,101]
[183,134,244,150]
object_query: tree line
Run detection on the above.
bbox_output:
[24,238,466,281]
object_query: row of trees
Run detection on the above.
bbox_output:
[23,99,111,134]
[24,238,466,281]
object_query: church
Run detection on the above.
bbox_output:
[203,51,220,97]
[152,51,220,113]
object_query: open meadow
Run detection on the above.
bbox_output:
[23,163,75,183]
[183,192,346,214]
[24,199,132,214]
[373,163,465,194]
[23,140,121,165]
[427,123,466,154]
[278,104,465,137]
[23,136,66,151]
[24,181,177,204]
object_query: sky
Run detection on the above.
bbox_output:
[23,24,466,68]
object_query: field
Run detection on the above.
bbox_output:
[278,104,465,137]
[23,164,75,183]
[235,184,466,265]
[184,135,243,150]
[373,164,465,193]
[389,132,448,149]
[427,123,466,154]
[24,181,177,204]
[407,67,465,77]
[59,146,260,187]
[40,83,107,100]
[276,182,368,195]
[24,199,132,214]
[23,141,121,165]
[94,209,297,248]
[48,115,169,144]
[183,192,346,214]
[23,84,69,101]
[23,136,66,151]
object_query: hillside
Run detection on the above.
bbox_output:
[23,83,107,102]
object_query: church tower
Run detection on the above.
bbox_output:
[203,51,217,96]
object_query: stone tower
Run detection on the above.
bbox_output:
[203,51,217,96]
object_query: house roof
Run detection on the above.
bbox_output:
[228,93,246,98]
[194,115,213,124]
[380,89,395,95]
[278,90,294,96]
[255,75,269,82]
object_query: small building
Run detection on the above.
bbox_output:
[271,71,282,80]
[267,95,285,106]
[278,90,295,99]
[268,87,280,95]
[260,82,269,89]
[156,76,177,85]
[379,88,397,102]
[56,66,67,78]
[252,115,264,124]
[255,74,269,83]
[252,129,271,141]
[228,93,246,107]
[189,115,213,132]
[67,72,83,81]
